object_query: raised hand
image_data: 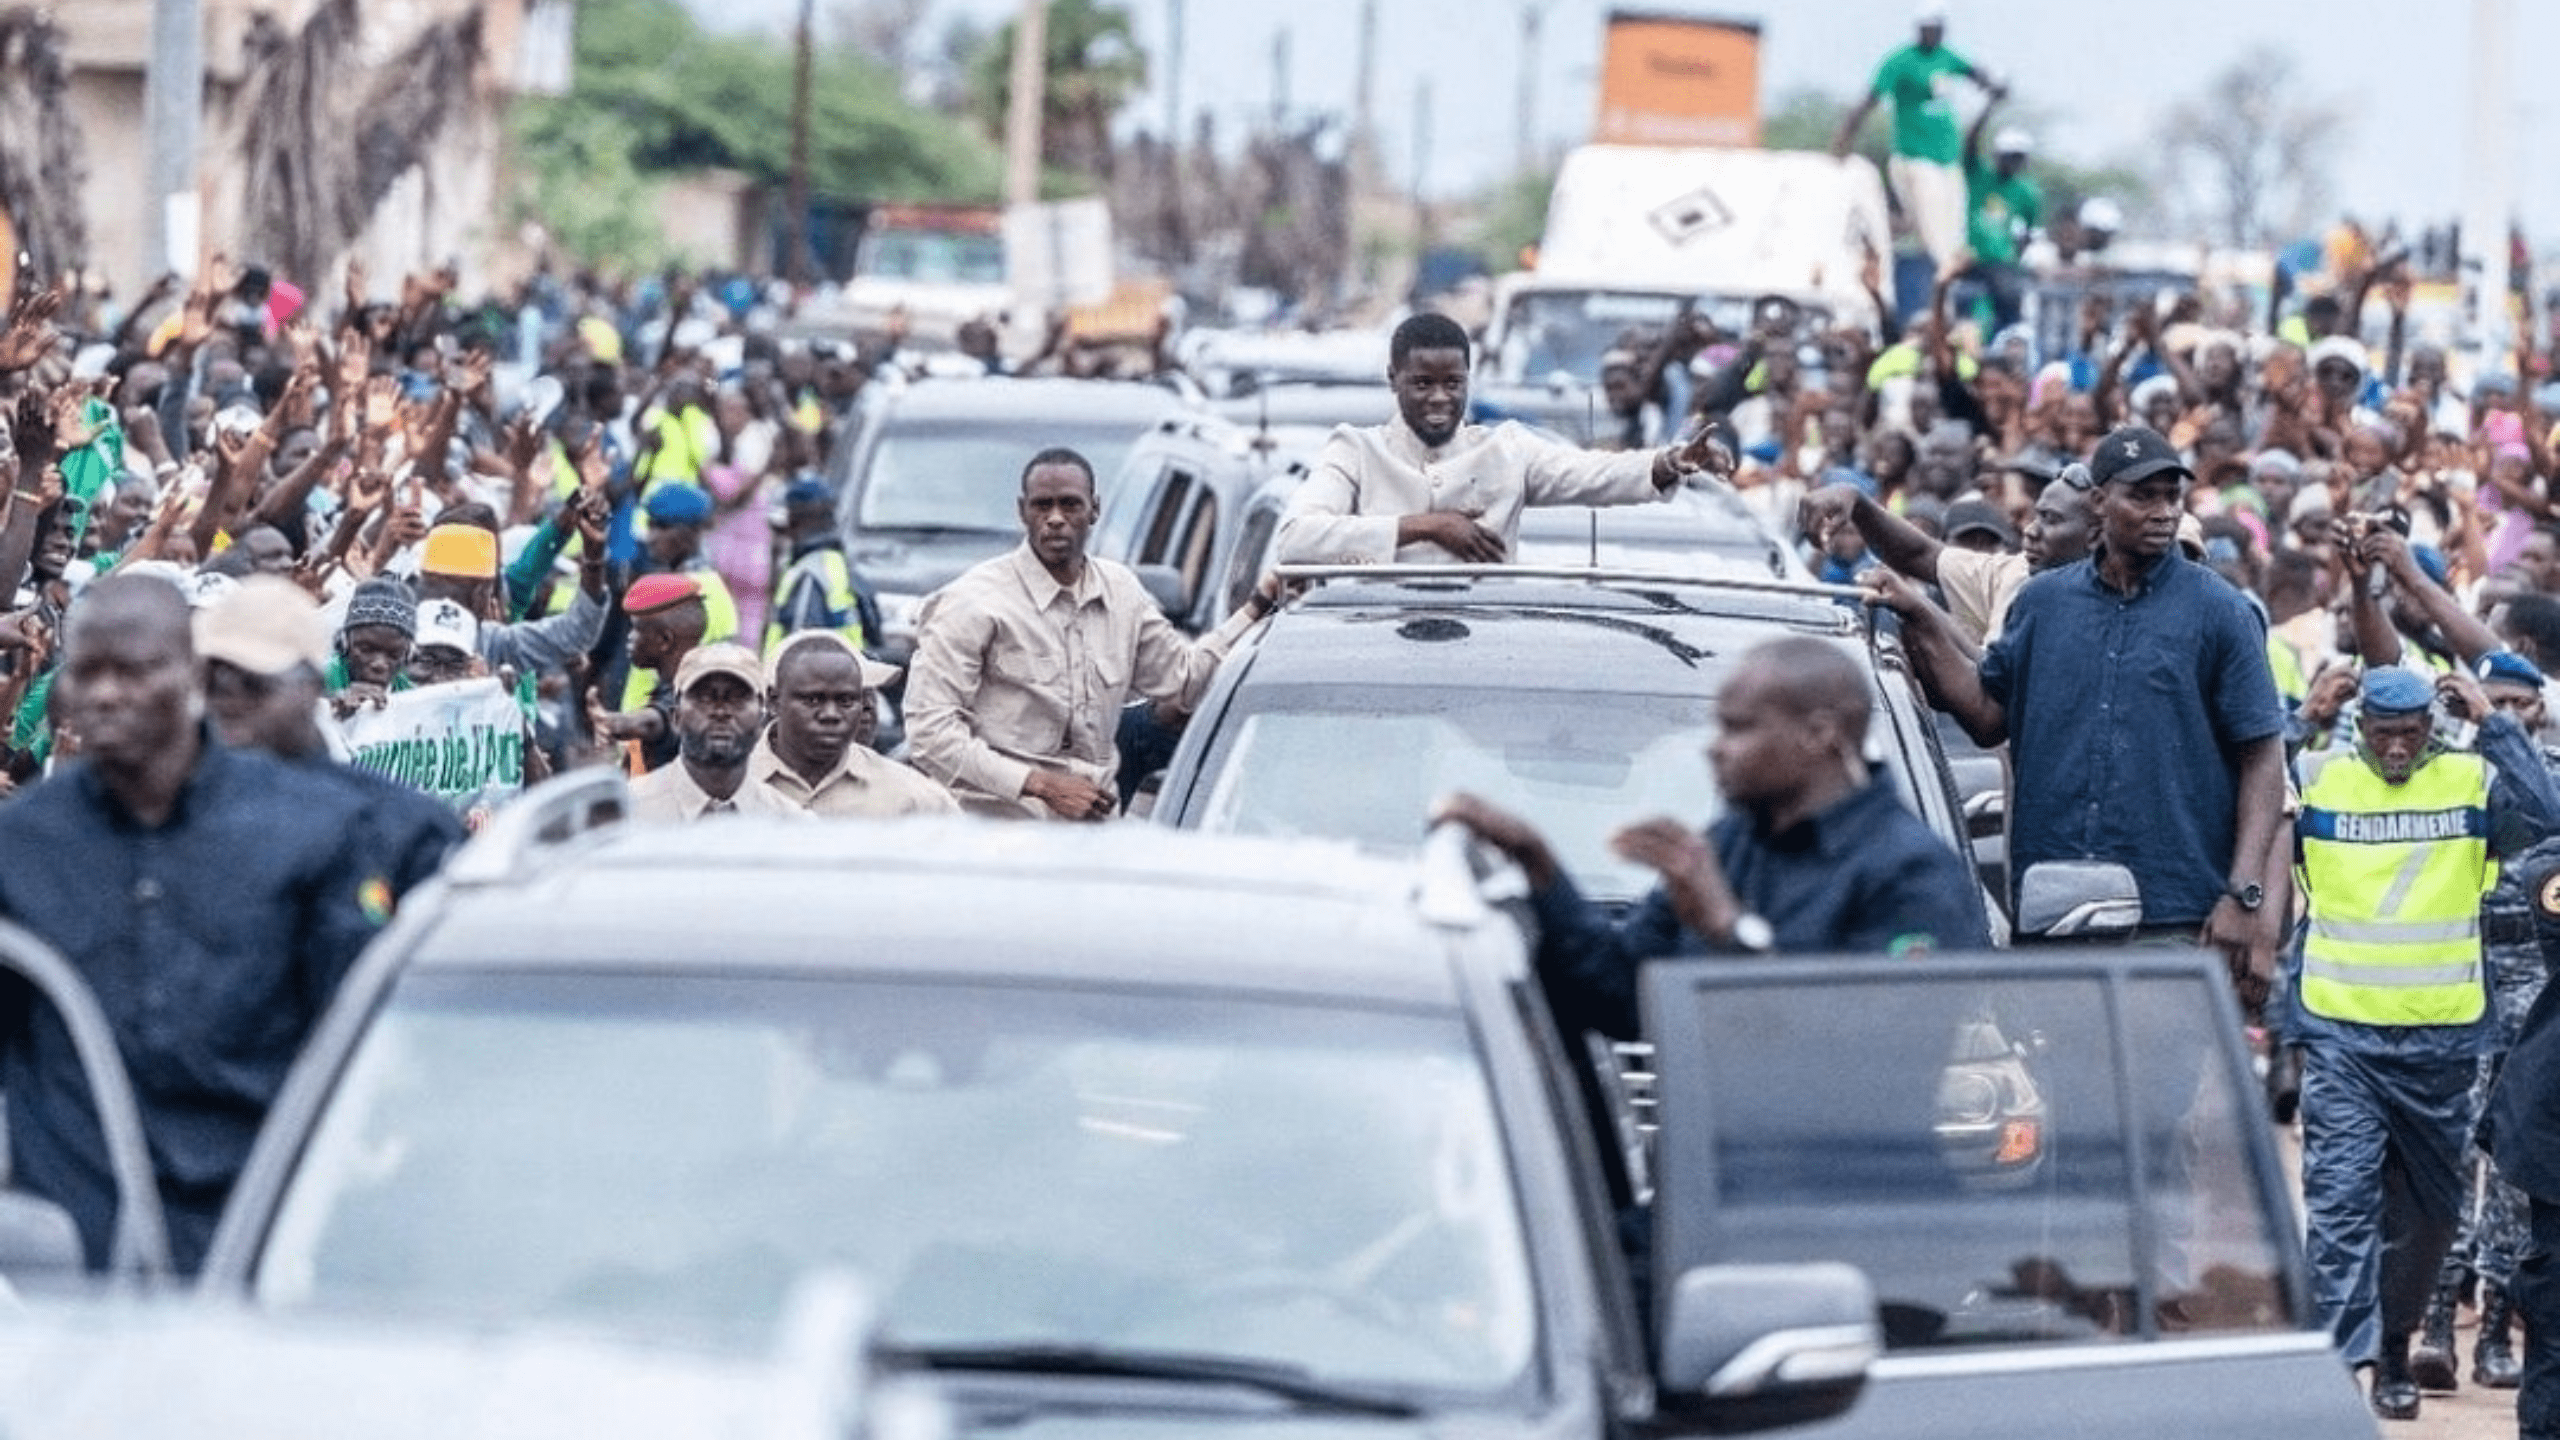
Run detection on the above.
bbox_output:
[0,289,62,372]
[361,374,401,432]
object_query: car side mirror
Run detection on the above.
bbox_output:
[0,1189,87,1285]
[2016,860,2144,938]
[1657,1262,1876,1428]
[1134,563,1190,619]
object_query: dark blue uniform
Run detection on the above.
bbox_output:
[2481,838,2560,1438]
[0,737,393,1272]
[1527,778,1990,1039]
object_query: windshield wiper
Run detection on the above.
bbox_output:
[881,1342,1424,1418]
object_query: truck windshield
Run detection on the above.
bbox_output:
[252,972,1539,1394]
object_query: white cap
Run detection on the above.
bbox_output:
[1914,2,1948,25]
[414,596,481,655]
[1992,127,2032,157]
[2078,196,2124,232]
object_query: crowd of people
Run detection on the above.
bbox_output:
[3,18,2560,1419]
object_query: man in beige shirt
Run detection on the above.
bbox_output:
[905,446,1278,820]
[628,643,785,822]
[1274,311,1731,565]
[747,632,959,818]
[1800,466,2095,649]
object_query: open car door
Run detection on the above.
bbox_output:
[1636,950,2372,1440]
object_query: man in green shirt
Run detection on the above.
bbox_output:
[1963,106,2043,330]
[1833,4,2000,268]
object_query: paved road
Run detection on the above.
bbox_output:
[2275,1120,2517,1438]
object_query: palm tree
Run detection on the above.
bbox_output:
[971,0,1148,183]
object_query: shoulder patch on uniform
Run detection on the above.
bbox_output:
[358,876,395,927]
[2537,870,2560,920]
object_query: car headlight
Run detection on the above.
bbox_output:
[876,591,924,644]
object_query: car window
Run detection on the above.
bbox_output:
[1195,688,1719,903]
[1187,676,1924,905]
[252,972,1538,1392]
[856,425,1145,533]
[1653,970,2291,1351]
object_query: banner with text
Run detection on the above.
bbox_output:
[342,677,526,829]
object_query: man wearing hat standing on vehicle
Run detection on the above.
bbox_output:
[628,641,783,822]
[2287,664,2558,1419]
[1962,97,2041,332]
[765,476,879,656]
[1902,426,2289,969]
[1833,5,2002,270]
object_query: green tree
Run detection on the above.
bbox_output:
[1761,87,1887,166]
[967,0,1147,181]
[511,0,1004,269]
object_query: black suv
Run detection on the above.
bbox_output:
[1147,567,1988,921]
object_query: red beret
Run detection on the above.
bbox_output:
[624,572,703,616]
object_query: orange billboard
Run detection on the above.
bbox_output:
[1593,11,1761,148]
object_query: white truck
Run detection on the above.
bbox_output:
[1476,145,1894,432]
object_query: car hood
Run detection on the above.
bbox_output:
[942,1399,1568,1440]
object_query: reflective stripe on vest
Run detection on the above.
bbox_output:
[2296,747,2495,1026]
[762,549,865,656]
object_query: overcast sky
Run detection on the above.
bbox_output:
[685,0,2556,240]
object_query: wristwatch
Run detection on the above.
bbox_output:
[2226,880,2265,913]
[1728,913,1776,954]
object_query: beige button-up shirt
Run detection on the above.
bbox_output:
[744,733,960,819]
[1274,416,1673,565]
[627,757,788,822]
[904,544,1258,816]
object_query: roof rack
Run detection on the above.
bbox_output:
[1275,562,1867,605]
[444,768,633,888]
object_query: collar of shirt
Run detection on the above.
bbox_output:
[1744,776,1896,858]
[1381,413,1495,468]
[2080,542,2180,599]
[748,733,868,799]
[1004,541,1106,614]
[73,724,227,832]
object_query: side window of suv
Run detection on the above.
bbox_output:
[1645,967,2293,1350]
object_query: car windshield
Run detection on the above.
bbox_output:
[252,972,1538,1392]
[858,229,1006,285]
[1671,972,2292,1349]
[1193,685,1721,903]
[1489,291,1751,384]
[856,423,1146,533]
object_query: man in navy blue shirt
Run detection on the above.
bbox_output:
[1892,425,2288,990]
[1439,635,1989,1040]
[0,575,393,1272]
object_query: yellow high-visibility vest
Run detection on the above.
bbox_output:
[2295,746,2495,1026]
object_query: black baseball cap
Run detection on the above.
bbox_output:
[2089,425,2192,487]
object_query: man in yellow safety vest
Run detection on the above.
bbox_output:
[2291,664,2560,1421]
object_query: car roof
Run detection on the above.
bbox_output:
[1242,573,1863,691]
[408,816,1492,1009]
[863,376,1193,426]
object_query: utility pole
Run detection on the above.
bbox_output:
[1004,0,1048,207]
[1163,0,1183,142]
[1411,76,1434,249]
[786,0,815,285]
[2462,0,2515,359]
[1517,2,1543,176]
[1270,27,1292,131]
[1351,0,1377,181]
[145,0,204,279]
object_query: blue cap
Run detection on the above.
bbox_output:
[2479,649,2547,690]
[782,477,831,508]
[643,482,713,526]
[1743,438,1784,465]
[2411,544,2450,587]
[2361,666,2434,716]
